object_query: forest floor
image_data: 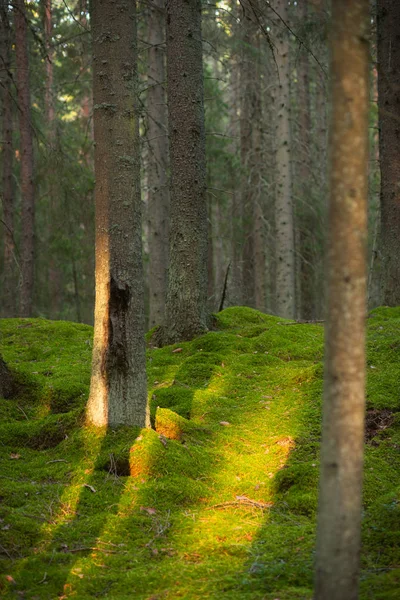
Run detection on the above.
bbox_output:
[0,306,400,599]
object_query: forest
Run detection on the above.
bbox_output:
[1,0,400,599]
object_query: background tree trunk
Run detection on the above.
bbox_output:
[14,0,35,317]
[377,0,400,306]
[161,0,208,344]
[86,0,149,428]
[272,0,296,319]
[0,0,16,317]
[315,1,369,598]
[147,0,169,329]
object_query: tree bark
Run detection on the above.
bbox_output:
[272,0,296,319]
[0,0,16,317]
[147,0,169,329]
[14,0,35,317]
[297,0,316,321]
[377,0,400,305]
[161,0,208,344]
[315,2,369,599]
[240,0,265,310]
[86,0,149,428]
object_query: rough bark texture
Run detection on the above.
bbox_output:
[15,0,35,317]
[87,0,149,428]
[377,0,400,305]
[315,2,369,599]
[161,0,208,344]
[0,355,13,399]
[273,0,295,319]
[147,0,169,329]
[0,0,15,317]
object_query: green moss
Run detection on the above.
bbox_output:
[1,308,400,598]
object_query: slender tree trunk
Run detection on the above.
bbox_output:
[147,0,169,329]
[315,2,369,599]
[161,0,208,344]
[0,0,16,317]
[14,0,35,317]
[272,0,295,319]
[227,50,243,307]
[43,0,61,319]
[86,0,149,428]
[240,0,257,308]
[297,0,315,320]
[377,0,400,305]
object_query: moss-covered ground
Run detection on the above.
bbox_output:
[0,307,400,599]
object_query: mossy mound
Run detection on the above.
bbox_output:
[1,308,400,599]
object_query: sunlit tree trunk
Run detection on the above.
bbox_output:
[14,0,35,317]
[0,0,15,317]
[86,0,149,428]
[377,0,400,305]
[161,0,208,344]
[147,0,169,329]
[315,2,369,598]
[272,0,295,319]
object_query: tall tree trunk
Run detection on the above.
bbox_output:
[377,0,400,305]
[14,0,35,317]
[297,0,316,320]
[240,0,259,309]
[0,0,16,317]
[315,2,369,599]
[147,0,169,329]
[161,0,208,344]
[43,0,61,318]
[86,0,149,428]
[272,0,295,319]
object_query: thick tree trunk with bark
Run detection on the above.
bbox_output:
[315,2,369,598]
[377,0,400,305]
[86,0,149,428]
[14,0,35,317]
[0,0,15,317]
[161,0,208,344]
[147,0,169,329]
[272,0,295,319]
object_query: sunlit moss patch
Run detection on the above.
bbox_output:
[1,308,400,598]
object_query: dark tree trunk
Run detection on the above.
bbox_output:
[315,1,369,598]
[147,0,169,329]
[377,0,400,305]
[0,355,13,399]
[14,0,35,317]
[0,0,16,317]
[86,0,149,428]
[297,0,316,321]
[161,0,208,344]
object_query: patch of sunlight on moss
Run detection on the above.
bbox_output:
[1,307,400,599]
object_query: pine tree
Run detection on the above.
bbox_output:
[160,0,208,344]
[315,1,369,597]
[86,0,149,427]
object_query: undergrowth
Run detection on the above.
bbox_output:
[0,307,399,599]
